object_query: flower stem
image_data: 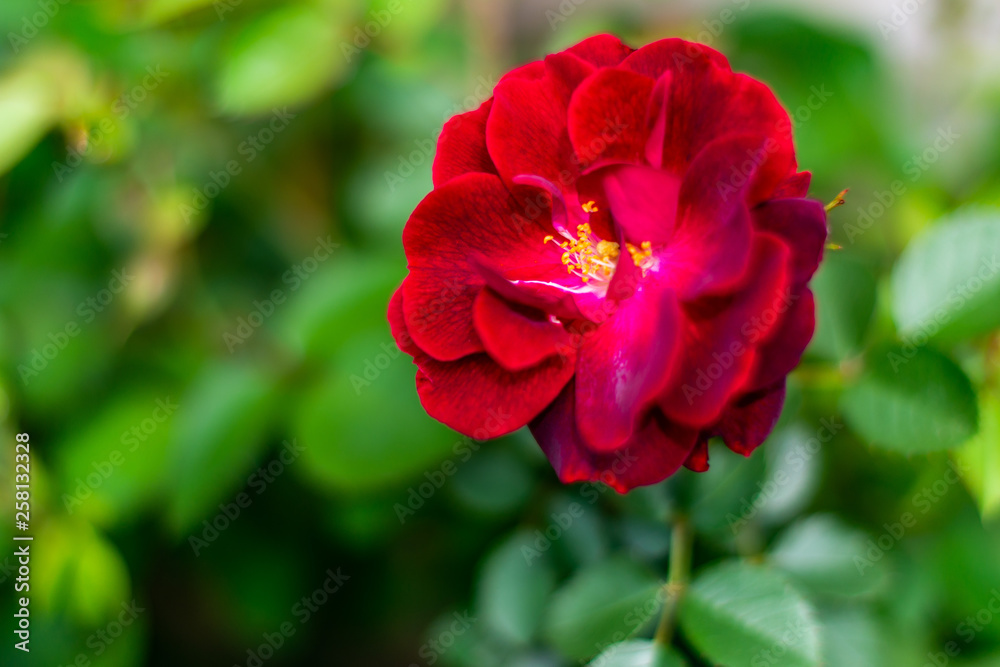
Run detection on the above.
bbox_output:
[653,514,693,648]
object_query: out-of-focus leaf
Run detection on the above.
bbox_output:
[448,445,533,517]
[166,361,277,532]
[54,390,177,527]
[808,252,877,361]
[841,346,978,452]
[293,329,457,493]
[754,424,825,527]
[954,392,1000,520]
[139,0,219,25]
[891,208,1000,342]
[680,560,821,667]
[34,520,130,626]
[215,5,350,115]
[586,640,688,667]
[543,557,662,662]
[476,531,556,645]
[819,606,885,667]
[770,514,887,597]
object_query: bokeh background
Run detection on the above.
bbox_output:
[1,0,1000,665]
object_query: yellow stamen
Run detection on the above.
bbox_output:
[582,200,599,213]
[543,223,654,285]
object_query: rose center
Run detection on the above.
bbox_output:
[543,201,656,290]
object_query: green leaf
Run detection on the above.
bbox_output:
[54,390,177,527]
[891,207,1000,343]
[216,6,350,115]
[840,346,978,452]
[770,514,887,597]
[808,252,877,361]
[819,606,885,667]
[292,330,458,493]
[680,560,822,667]
[954,392,1000,520]
[544,557,663,662]
[476,531,556,645]
[586,640,688,667]
[167,362,277,532]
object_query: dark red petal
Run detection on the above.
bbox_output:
[402,173,554,361]
[500,60,545,82]
[621,38,730,79]
[575,281,682,452]
[432,99,497,187]
[473,287,570,372]
[773,171,812,198]
[486,54,595,192]
[746,288,815,392]
[567,68,654,167]
[531,383,698,493]
[752,198,827,288]
[388,285,420,357]
[646,61,795,183]
[713,380,787,456]
[600,164,682,246]
[416,351,574,438]
[659,232,791,427]
[659,135,766,299]
[683,434,710,472]
[566,34,635,67]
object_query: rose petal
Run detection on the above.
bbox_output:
[566,33,635,67]
[432,99,497,187]
[746,288,815,392]
[712,380,787,456]
[659,232,791,427]
[601,163,682,246]
[568,68,654,166]
[683,434,710,472]
[575,280,682,451]
[773,171,812,198]
[531,383,698,492]
[752,198,827,288]
[402,173,555,360]
[473,287,571,372]
[621,37,730,79]
[415,351,573,438]
[486,53,595,192]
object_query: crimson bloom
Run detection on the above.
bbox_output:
[388,35,827,492]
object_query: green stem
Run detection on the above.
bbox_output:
[653,514,693,647]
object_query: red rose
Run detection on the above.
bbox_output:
[388,34,826,492]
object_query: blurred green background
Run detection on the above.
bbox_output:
[1,0,999,665]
